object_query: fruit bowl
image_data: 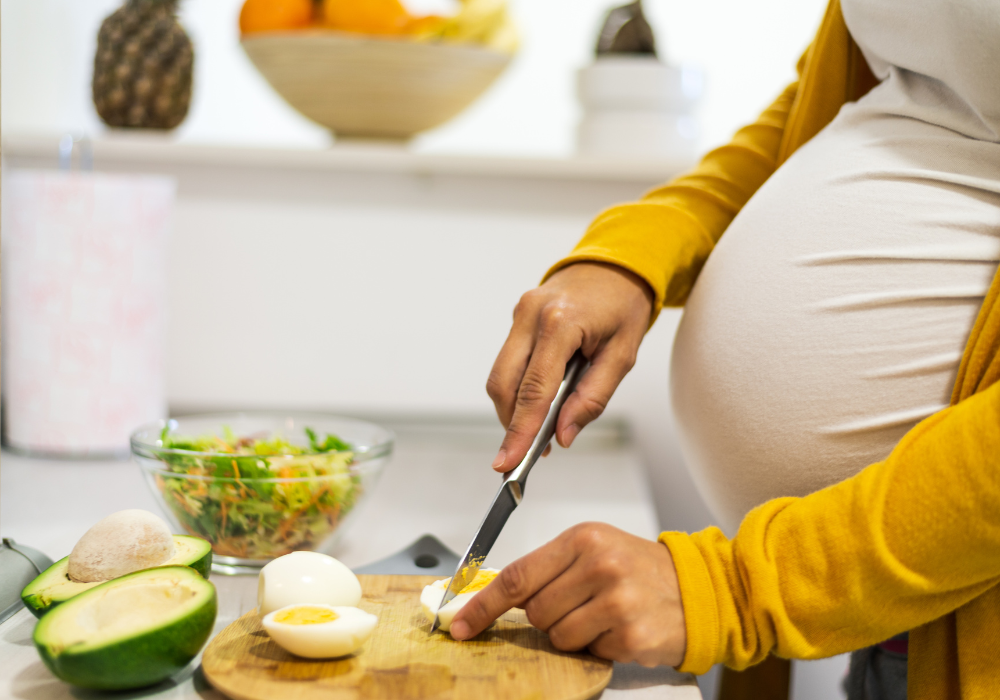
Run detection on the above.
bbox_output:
[131,413,393,574]
[241,31,512,139]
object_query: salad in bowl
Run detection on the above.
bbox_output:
[131,414,393,573]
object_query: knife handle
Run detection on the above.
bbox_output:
[503,349,590,494]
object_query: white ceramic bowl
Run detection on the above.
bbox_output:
[242,32,512,139]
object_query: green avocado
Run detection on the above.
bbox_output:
[21,535,212,618]
[33,566,217,691]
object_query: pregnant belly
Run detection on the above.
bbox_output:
[671,105,1000,533]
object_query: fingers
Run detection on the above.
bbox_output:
[486,299,540,431]
[521,559,595,632]
[486,262,654,470]
[450,532,579,640]
[490,318,580,472]
[454,522,687,669]
[555,339,637,448]
[588,620,672,667]
[546,599,613,652]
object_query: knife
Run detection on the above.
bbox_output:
[430,349,590,633]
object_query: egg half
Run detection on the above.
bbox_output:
[420,567,500,634]
[257,551,362,618]
[262,604,378,658]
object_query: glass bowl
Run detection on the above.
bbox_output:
[131,413,393,575]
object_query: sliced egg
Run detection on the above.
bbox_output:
[262,604,378,658]
[257,551,361,618]
[420,567,500,634]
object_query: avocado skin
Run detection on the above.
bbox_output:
[184,538,213,579]
[21,536,213,618]
[34,569,218,691]
[20,557,71,619]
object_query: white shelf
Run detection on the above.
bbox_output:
[2,132,690,185]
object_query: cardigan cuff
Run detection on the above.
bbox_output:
[659,531,721,675]
[539,200,717,315]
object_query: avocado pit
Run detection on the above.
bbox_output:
[67,509,175,583]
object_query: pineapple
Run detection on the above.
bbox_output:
[92,0,194,130]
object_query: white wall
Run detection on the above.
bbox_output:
[2,0,828,155]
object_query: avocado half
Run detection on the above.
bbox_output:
[33,566,217,691]
[21,535,212,618]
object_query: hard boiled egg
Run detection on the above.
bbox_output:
[420,568,500,634]
[257,551,361,618]
[262,604,378,658]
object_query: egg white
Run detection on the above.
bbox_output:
[262,604,378,658]
[257,551,362,618]
[420,568,501,634]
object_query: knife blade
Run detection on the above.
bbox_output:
[430,350,590,633]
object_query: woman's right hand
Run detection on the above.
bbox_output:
[486,262,654,472]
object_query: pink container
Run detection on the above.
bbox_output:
[2,170,175,456]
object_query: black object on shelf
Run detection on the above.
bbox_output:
[596,0,657,57]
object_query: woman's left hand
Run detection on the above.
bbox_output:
[449,522,687,668]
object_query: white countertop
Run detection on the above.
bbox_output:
[0,419,701,699]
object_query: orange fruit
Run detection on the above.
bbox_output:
[240,0,315,35]
[321,0,413,35]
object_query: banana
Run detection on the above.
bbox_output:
[442,0,505,42]
[482,11,518,53]
[415,0,518,53]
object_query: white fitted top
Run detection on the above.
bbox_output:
[670,0,1000,533]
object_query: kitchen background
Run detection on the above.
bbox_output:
[2,0,847,697]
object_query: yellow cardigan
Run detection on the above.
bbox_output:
[544,1,1000,697]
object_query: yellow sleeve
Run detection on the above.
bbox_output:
[659,380,1000,673]
[542,73,801,317]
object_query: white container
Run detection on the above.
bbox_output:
[2,170,175,456]
[576,56,702,159]
[578,110,698,160]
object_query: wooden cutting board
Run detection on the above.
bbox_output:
[202,574,613,700]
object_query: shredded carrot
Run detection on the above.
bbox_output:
[276,486,328,540]
[171,490,198,517]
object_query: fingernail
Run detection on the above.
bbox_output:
[492,449,506,470]
[450,620,471,640]
[564,424,580,447]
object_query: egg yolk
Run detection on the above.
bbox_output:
[273,606,340,625]
[456,569,498,595]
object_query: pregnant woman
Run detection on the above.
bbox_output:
[449,1,1000,699]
